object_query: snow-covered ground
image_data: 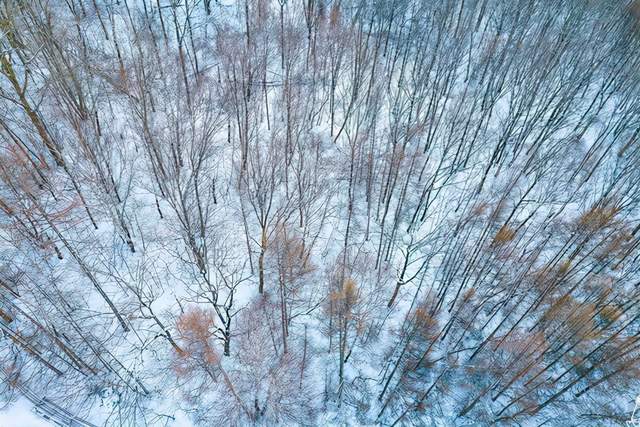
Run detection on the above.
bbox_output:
[1,0,640,426]
[0,399,52,427]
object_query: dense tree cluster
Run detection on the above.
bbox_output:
[1,0,640,425]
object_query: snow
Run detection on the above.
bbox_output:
[0,0,639,425]
[171,410,195,427]
[0,399,52,427]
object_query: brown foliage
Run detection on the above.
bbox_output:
[413,306,439,341]
[472,202,489,217]
[557,259,571,276]
[576,203,619,233]
[0,197,13,216]
[541,294,572,325]
[491,225,516,247]
[342,278,358,307]
[597,230,633,261]
[272,225,316,283]
[173,307,219,377]
[599,304,623,324]
[329,3,341,28]
[0,308,13,323]
[566,303,598,340]
[330,277,358,314]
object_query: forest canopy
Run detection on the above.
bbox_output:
[1,0,640,425]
